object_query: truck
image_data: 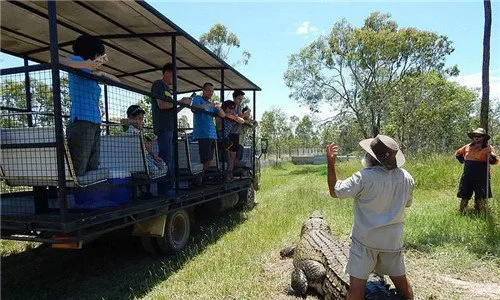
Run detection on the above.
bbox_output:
[0,0,264,255]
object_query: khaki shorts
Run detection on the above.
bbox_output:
[345,241,406,280]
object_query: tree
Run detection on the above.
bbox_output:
[295,115,315,148]
[284,12,455,137]
[385,72,476,154]
[259,108,290,158]
[319,116,363,154]
[200,23,251,67]
[1,77,71,128]
[178,115,190,130]
[480,0,492,130]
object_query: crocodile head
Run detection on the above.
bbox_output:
[300,211,332,236]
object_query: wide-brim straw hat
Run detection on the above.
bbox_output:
[467,127,490,140]
[359,134,406,169]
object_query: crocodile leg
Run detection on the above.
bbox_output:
[291,260,327,297]
[290,267,308,296]
[280,245,296,258]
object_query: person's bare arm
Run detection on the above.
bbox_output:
[60,57,99,70]
[93,71,121,83]
[157,99,174,110]
[326,144,339,198]
[177,97,192,113]
[227,114,245,124]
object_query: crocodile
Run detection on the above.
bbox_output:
[280,211,406,300]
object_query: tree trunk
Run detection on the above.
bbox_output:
[480,0,492,130]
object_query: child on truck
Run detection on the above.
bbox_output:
[216,100,245,181]
[121,105,166,198]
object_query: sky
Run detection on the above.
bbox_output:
[1,0,499,122]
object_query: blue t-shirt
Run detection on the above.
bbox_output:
[192,95,218,140]
[68,55,101,124]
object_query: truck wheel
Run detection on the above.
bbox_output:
[155,209,190,254]
[237,186,255,210]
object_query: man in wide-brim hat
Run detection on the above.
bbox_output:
[325,135,414,300]
[455,127,498,214]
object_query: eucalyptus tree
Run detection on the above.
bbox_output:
[284,12,455,137]
[385,72,476,154]
[200,23,251,67]
[295,115,315,148]
[259,108,290,158]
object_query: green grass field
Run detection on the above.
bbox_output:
[1,157,499,300]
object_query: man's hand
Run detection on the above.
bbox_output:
[179,97,192,106]
[326,144,338,165]
[84,59,101,70]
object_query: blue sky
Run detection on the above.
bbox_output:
[1,0,499,121]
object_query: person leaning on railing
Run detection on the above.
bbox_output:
[191,82,225,178]
[216,100,245,181]
[150,63,192,197]
[59,34,119,177]
[455,127,498,214]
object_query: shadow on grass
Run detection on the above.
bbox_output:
[1,209,248,300]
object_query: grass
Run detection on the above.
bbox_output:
[1,157,499,299]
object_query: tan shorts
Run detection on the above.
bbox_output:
[345,241,406,280]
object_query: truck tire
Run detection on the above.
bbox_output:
[155,209,190,254]
[237,185,255,210]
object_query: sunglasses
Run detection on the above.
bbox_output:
[473,135,484,138]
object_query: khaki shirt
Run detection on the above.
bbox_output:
[335,166,414,251]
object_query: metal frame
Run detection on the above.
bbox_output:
[1,0,261,244]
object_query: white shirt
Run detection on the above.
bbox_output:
[334,166,414,251]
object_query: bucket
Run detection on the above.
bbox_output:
[107,169,132,205]
[73,169,131,209]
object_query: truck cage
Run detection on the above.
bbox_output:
[0,0,261,247]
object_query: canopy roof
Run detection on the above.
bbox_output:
[1,1,260,94]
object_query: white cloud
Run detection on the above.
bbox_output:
[451,69,500,100]
[296,21,318,35]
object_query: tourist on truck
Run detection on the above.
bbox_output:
[192,82,225,178]
[150,63,192,196]
[61,34,118,177]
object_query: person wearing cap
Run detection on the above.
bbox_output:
[121,104,146,135]
[326,135,414,300]
[121,105,166,198]
[150,63,192,196]
[455,128,498,214]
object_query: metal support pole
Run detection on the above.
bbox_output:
[104,85,110,135]
[48,0,68,220]
[252,90,256,179]
[220,69,225,172]
[24,58,33,127]
[172,36,179,193]
[220,69,225,102]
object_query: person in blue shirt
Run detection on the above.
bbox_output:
[60,34,118,176]
[192,82,225,173]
